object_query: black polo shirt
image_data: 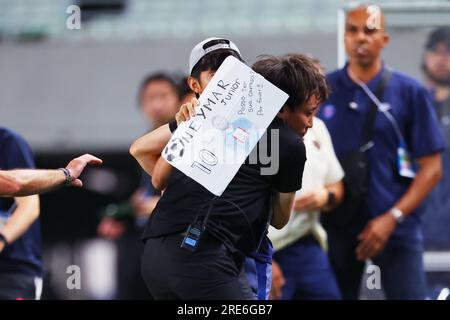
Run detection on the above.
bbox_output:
[142,117,306,255]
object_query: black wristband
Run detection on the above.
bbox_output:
[169,120,178,133]
[327,190,337,208]
[0,232,8,247]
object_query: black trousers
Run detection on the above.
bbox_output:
[117,227,153,300]
[141,232,252,300]
[326,225,427,300]
[0,272,37,300]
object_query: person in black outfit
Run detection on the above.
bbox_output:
[97,72,185,299]
[130,39,329,299]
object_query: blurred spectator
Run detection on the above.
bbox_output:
[0,128,41,300]
[268,117,344,300]
[97,72,185,299]
[137,73,183,128]
[421,27,450,249]
[317,5,444,299]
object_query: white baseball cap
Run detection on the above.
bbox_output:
[189,37,242,75]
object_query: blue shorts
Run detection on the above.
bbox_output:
[273,235,342,300]
[244,238,273,300]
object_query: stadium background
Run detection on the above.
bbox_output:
[0,0,449,299]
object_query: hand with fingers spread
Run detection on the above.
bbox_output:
[65,154,103,188]
[175,97,199,125]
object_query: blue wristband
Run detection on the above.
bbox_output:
[59,168,73,186]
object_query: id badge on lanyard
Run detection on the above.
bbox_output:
[397,139,416,178]
[379,103,416,179]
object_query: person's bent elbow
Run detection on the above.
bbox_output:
[129,141,141,159]
[271,220,286,230]
[271,216,289,230]
[151,175,167,191]
[130,125,172,162]
[271,210,291,229]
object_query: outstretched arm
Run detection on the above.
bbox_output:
[0,154,103,197]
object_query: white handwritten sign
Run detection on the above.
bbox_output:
[162,56,288,196]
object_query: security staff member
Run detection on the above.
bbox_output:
[0,127,41,300]
[0,128,102,300]
[317,5,444,300]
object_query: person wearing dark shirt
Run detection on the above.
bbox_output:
[131,39,329,299]
[0,128,41,299]
[317,6,444,300]
[421,27,450,250]
[0,149,102,300]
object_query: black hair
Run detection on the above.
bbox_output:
[252,54,330,112]
[422,27,450,86]
[190,39,243,80]
[425,27,450,51]
[178,76,194,101]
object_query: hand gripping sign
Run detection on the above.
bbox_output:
[163,56,289,196]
